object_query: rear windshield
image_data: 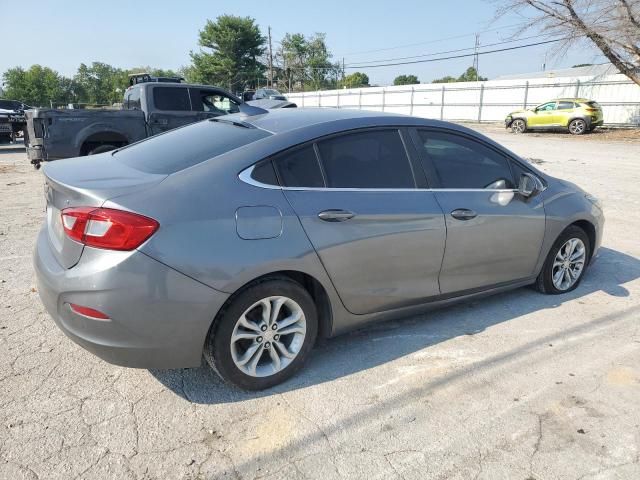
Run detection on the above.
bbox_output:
[114,120,271,174]
[586,101,601,108]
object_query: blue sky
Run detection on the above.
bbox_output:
[1,0,606,86]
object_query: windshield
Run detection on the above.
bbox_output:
[114,119,271,174]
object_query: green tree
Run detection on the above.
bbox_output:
[74,62,128,105]
[275,32,340,91]
[457,67,487,82]
[1,65,71,106]
[431,75,457,84]
[342,72,369,88]
[189,15,265,91]
[432,67,487,83]
[393,74,419,86]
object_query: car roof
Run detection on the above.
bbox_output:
[551,98,593,102]
[228,107,454,135]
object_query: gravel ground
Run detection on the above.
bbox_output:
[0,129,639,480]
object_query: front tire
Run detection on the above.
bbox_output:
[511,119,527,134]
[568,119,587,135]
[204,278,318,390]
[535,225,590,294]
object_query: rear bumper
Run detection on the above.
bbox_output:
[34,227,229,369]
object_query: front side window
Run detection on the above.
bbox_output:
[316,130,415,188]
[537,102,557,111]
[416,130,514,189]
[200,91,240,114]
[153,87,191,111]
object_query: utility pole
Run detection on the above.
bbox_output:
[342,57,345,86]
[473,33,480,81]
[268,26,274,88]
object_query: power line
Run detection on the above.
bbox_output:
[344,38,567,69]
[335,21,532,58]
[346,33,564,67]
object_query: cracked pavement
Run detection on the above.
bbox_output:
[1,127,639,479]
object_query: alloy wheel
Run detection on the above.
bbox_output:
[230,296,307,377]
[551,238,586,291]
[511,119,526,133]
[569,119,586,135]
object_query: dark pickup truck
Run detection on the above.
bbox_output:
[25,79,295,167]
[0,99,29,142]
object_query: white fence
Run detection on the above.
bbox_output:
[284,74,640,126]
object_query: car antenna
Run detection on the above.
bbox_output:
[238,103,269,117]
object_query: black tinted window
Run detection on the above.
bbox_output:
[126,88,141,110]
[558,101,574,110]
[115,121,271,174]
[417,130,514,189]
[317,130,414,188]
[251,161,278,186]
[273,146,324,188]
[153,87,191,111]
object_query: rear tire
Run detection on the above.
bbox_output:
[88,144,118,155]
[511,119,527,134]
[568,119,587,135]
[535,225,590,294]
[204,277,318,390]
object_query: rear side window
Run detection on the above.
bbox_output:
[125,88,141,110]
[273,146,324,188]
[153,87,191,111]
[115,121,271,174]
[416,130,514,189]
[557,101,574,110]
[316,130,415,188]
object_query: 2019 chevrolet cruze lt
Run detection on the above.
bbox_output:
[34,107,604,390]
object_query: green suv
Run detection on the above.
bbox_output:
[505,98,604,135]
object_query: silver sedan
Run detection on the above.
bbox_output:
[34,107,604,390]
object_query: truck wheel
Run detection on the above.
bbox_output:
[88,144,118,155]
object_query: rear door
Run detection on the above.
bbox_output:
[412,129,545,294]
[556,100,576,126]
[278,128,446,315]
[147,85,199,136]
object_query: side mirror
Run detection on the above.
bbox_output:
[518,173,541,198]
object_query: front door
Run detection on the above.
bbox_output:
[529,101,558,127]
[412,129,546,294]
[274,129,447,315]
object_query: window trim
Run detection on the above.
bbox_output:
[239,126,545,192]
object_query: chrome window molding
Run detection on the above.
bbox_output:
[238,165,539,193]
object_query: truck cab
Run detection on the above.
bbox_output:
[25,81,243,167]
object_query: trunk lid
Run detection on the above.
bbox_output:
[42,152,167,268]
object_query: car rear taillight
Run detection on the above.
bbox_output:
[61,207,159,251]
[584,108,598,113]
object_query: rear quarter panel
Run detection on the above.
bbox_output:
[102,156,351,336]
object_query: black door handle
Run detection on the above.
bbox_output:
[318,209,355,222]
[450,208,477,220]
